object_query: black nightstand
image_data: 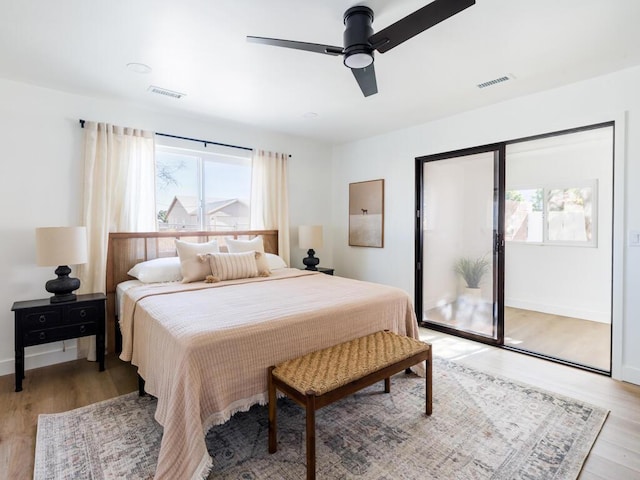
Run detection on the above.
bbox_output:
[316,267,334,276]
[11,293,106,392]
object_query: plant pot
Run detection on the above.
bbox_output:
[464,287,482,299]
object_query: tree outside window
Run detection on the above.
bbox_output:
[505,181,597,246]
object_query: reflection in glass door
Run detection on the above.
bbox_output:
[416,146,504,344]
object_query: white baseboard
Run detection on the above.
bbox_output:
[505,298,611,324]
[0,343,79,377]
[622,364,640,386]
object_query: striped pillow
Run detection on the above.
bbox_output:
[205,251,261,282]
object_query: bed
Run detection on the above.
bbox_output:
[107,230,423,480]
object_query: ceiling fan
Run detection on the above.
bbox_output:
[247,0,475,97]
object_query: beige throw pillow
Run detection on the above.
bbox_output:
[206,251,261,282]
[226,236,271,275]
[175,239,220,283]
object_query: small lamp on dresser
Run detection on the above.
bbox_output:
[36,226,88,303]
[298,225,323,271]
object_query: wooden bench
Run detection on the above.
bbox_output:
[268,330,432,480]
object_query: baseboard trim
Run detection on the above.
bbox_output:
[0,343,79,377]
[621,365,640,386]
[505,298,610,324]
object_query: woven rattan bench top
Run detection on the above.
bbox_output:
[272,330,429,396]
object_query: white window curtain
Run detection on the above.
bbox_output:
[76,121,156,360]
[250,150,290,265]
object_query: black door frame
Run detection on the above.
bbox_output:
[415,122,614,374]
[415,143,505,346]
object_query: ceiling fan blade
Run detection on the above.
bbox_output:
[247,36,343,56]
[351,64,378,97]
[369,0,475,53]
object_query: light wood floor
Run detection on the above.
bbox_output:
[505,307,611,372]
[1,331,639,480]
[426,302,611,372]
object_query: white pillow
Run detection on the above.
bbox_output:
[206,251,261,282]
[175,239,220,283]
[266,253,287,270]
[226,236,271,275]
[127,257,182,283]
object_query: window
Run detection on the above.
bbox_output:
[155,145,252,231]
[505,181,597,246]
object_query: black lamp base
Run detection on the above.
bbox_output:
[302,249,320,271]
[45,265,81,303]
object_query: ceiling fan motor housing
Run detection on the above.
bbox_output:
[343,6,374,68]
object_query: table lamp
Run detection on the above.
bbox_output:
[298,225,323,271]
[36,226,88,303]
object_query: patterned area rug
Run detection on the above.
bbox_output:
[34,358,608,479]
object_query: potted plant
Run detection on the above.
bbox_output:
[454,256,490,295]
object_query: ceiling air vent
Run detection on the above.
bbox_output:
[476,74,514,89]
[147,85,185,99]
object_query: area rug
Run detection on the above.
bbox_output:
[34,358,608,479]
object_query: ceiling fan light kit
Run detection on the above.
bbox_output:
[342,6,375,69]
[247,0,475,97]
[344,52,373,69]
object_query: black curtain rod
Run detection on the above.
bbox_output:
[155,132,253,152]
[79,119,253,152]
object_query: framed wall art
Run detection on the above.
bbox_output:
[349,179,384,248]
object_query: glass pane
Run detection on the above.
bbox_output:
[156,151,200,231]
[203,157,251,231]
[547,186,594,242]
[505,188,543,242]
[422,152,496,339]
[504,125,612,372]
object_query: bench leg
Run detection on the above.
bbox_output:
[426,349,432,416]
[268,366,277,453]
[384,377,390,393]
[305,392,317,480]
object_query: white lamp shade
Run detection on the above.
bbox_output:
[36,226,88,267]
[299,225,323,250]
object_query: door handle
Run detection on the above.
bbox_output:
[494,233,504,254]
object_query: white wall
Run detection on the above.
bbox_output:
[0,78,333,376]
[331,65,640,385]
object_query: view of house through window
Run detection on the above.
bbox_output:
[155,145,252,231]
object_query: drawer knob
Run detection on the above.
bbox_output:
[39,315,46,323]
[39,332,46,340]
[80,309,87,318]
[79,325,86,333]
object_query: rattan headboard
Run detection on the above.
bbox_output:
[105,229,278,354]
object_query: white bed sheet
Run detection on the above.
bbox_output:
[116,279,143,319]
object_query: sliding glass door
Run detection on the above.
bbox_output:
[503,125,613,373]
[415,145,504,345]
[415,123,613,373]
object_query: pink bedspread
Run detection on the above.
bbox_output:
[119,268,422,480]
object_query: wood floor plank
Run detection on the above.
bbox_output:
[581,453,640,480]
[589,437,640,472]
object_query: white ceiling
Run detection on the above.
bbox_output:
[2,0,639,144]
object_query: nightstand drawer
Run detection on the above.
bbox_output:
[68,304,98,323]
[25,322,97,345]
[24,310,62,329]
